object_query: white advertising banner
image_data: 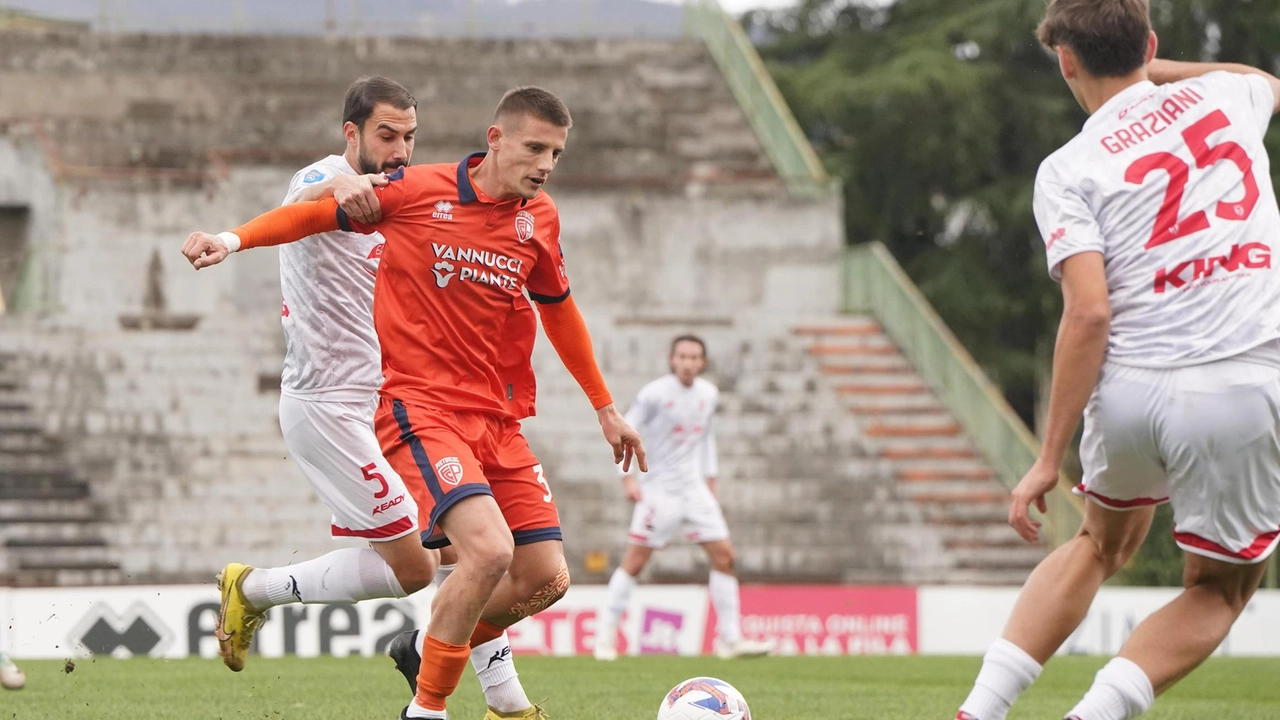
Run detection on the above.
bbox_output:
[0,584,712,660]
[3,584,1279,659]
[918,586,1280,657]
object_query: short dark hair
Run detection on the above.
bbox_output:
[494,86,572,128]
[1036,0,1150,78]
[670,334,706,358]
[343,76,417,130]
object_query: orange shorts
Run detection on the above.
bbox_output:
[375,397,561,549]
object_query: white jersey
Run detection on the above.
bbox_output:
[278,155,385,400]
[1035,72,1280,368]
[621,375,719,494]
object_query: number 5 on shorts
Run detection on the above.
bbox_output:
[362,462,390,499]
[534,464,552,502]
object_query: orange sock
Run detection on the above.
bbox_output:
[414,635,470,712]
[470,619,505,648]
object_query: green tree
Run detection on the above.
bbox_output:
[750,0,1280,584]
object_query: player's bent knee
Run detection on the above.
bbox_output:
[1080,526,1140,576]
[1183,559,1267,616]
[711,549,735,574]
[475,541,515,578]
[509,557,570,619]
[458,532,515,583]
[389,557,436,594]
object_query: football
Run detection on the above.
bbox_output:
[0,660,24,691]
[657,676,751,720]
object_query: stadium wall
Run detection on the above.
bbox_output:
[6,584,1280,659]
[0,146,841,583]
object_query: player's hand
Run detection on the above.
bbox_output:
[181,232,230,270]
[332,173,388,224]
[622,475,642,503]
[1008,460,1059,543]
[598,404,648,473]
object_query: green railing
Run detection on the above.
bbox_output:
[683,0,833,197]
[6,248,43,314]
[844,242,1083,547]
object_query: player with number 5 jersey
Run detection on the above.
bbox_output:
[954,2,1280,720]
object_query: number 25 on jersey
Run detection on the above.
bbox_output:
[1126,109,1259,250]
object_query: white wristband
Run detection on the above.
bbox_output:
[217,231,242,253]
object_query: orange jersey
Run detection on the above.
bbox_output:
[344,154,570,417]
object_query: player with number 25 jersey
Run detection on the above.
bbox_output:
[956,2,1280,720]
[1035,69,1280,553]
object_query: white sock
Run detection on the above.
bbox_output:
[240,548,405,609]
[404,701,447,719]
[957,639,1043,720]
[708,570,741,646]
[601,568,636,636]
[1065,657,1154,720]
[434,563,456,588]
[472,634,529,712]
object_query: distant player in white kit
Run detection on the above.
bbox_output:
[185,76,538,719]
[955,2,1280,720]
[594,336,770,660]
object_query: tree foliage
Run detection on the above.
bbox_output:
[751,0,1280,426]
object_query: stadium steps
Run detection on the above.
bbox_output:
[0,352,120,586]
[796,317,1047,585]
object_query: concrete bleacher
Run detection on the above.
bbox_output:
[0,27,1042,587]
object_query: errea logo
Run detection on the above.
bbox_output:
[433,201,454,221]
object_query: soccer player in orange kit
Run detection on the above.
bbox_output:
[182,86,646,720]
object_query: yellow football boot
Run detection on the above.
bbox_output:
[483,703,549,720]
[214,562,266,671]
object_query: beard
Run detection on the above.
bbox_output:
[357,144,409,175]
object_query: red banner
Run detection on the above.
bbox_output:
[703,585,917,656]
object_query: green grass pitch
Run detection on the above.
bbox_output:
[5,655,1280,719]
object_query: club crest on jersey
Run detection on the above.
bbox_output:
[302,169,326,184]
[515,210,535,243]
[433,201,454,221]
[434,457,464,486]
[367,244,385,260]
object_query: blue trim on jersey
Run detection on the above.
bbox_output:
[421,531,452,549]
[385,166,406,182]
[391,399,443,503]
[418,483,493,548]
[457,152,486,204]
[512,527,563,545]
[336,206,353,232]
[427,482,492,534]
[528,287,571,305]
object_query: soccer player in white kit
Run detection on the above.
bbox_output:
[594,336,771,660]
[954,3,1280,720]
[193,76,537,718]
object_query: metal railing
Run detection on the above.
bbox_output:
[7,248,42,315]
[844,242,1083,547]
[683,0,833,197]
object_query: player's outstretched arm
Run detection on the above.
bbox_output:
[1149,58,1280,114]
[291,173,388,224]
[180,198,345,270]
[1009,252,1110,543]
[538,296,648,473]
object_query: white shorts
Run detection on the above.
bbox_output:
[1077,350,1280,564]
[279,394,418,541]
[627,484,730,549]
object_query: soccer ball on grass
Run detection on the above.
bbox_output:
[657,676,750,720]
